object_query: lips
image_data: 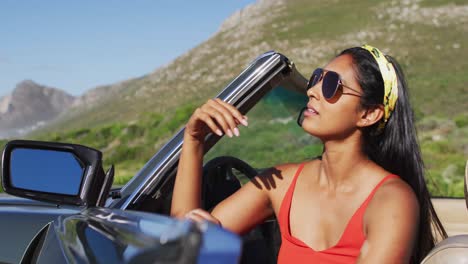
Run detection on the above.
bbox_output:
[304,104,319,116]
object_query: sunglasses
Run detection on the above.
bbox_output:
[307,68,362,99]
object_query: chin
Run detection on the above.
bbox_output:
[302,121,353,142]
[301,120,324,138]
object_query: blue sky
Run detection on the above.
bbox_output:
[0,0,255,96]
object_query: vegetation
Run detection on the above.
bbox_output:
[1,0,466,197]
[30,103,199,183]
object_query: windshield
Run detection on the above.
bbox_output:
[113,52,294,209]
[205,86,316,170]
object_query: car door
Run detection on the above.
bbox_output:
[0,197,81,263]
[24,207,241,264]
[0,138,242,264]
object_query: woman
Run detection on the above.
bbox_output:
[171,45,447,263]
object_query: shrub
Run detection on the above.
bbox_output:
[166,103,197,132]
[455,114,468,128]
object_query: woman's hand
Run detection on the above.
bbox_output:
[171,99,249,222]
[185,98,248,142]
[185,208,222,227]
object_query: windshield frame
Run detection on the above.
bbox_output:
[110,51,307,210]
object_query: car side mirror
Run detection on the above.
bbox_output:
[1,140,108,207]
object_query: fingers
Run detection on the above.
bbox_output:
[214,99,249,127]
[196,99,248,138]
[195,108,224,136]
[204,104,236,137]
[184,208,222,226]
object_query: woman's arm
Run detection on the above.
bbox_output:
[170,133,205,217]
[357,179,420,263]
[170,98,254,222]
[170,99,280,234]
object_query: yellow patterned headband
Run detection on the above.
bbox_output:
[361,44,399,131]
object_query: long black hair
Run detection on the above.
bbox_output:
[339,47,447,263]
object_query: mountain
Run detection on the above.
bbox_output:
[0,80,76,138]
[20,0,468,196]
[39,0,467,132]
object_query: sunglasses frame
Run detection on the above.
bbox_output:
[307,68,362,99]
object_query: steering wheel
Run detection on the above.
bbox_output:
[202,156,257,210]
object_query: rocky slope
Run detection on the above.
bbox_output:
[38,0,467,133]
[0,80,75,138]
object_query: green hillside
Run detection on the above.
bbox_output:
[7,0,467,197]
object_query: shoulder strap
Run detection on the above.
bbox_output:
[361,174,399,207]
[342,174,399,242]
[278,163,306,228]
[345,174,398,237]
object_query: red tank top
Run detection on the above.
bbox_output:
[277,163,398,264]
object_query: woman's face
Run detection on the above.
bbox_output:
[302,54,365,140]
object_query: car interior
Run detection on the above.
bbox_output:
[201,156,281,264]
[131,155,280,264]
[420,160,468,263]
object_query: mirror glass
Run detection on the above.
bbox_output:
[10,148,85,195]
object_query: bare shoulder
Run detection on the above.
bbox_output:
[272,159,321,176]
[375,176,418,209]
[249,162,299,192]
[253,159,321,193]
[360,176,420,261]
[366,176,420,227]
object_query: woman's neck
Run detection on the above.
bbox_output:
[318,137,371,190]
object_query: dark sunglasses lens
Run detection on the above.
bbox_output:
[308,69,323,88]
[322,71,339,99]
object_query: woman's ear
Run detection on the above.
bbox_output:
[357,105,384,128]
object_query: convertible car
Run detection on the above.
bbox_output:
[0,51,467,263]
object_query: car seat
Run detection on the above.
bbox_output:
[421,161,468,263]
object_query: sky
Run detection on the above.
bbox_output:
[0,0,255,97]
